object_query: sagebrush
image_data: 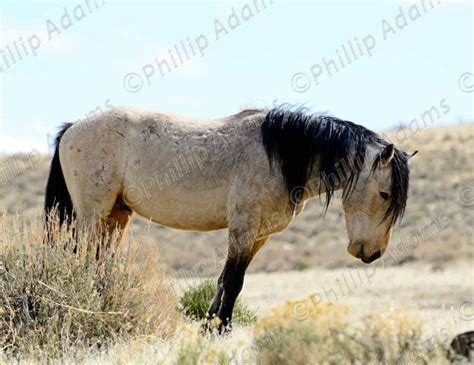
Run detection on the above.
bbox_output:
[253,297,450,365]
[0,214,178,360]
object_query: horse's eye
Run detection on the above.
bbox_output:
[380,192,390,200]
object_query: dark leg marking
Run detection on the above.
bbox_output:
[216,256,251,331]
[207,270,224,319]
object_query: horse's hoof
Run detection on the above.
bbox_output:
[201,317,232,335]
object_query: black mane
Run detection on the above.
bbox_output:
[261,105,409,225]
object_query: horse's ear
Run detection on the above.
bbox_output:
[380,144,394,166]
[409,150,418,159]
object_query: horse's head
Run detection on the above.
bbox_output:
[260,107,414,263]
[343,144,411,264]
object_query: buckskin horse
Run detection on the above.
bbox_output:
[44,105,414,333]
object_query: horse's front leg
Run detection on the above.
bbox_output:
[206,235,268,323]
[205,231,268,334]
[216,253,250,333]
[206,270,224,321]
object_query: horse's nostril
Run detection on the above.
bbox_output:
[361,250,381,264]
[371,251,381,261]
[367,251,381,262]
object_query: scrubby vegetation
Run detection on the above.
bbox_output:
[253,298,449,364]
[0,214,178,361]
[127,298,452,364]
[178,279,257,325]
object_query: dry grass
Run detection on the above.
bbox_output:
[71,299,458,364]
[253,298,449,364]
[0,214,178,361]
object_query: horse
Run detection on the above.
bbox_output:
[44,105,413,333]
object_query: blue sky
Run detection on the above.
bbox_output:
[0,0,472,153]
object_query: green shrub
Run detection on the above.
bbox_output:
[294,259,310,271]
[178,279,257,325]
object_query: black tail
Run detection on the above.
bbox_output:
[45,123,74,225]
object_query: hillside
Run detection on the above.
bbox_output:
[0,123,472,274]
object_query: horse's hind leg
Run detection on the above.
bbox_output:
[105,193,133,242]
[59,121,129,246]
[68,179,125,253]
[87,195,133,258]
[73,193,132,259]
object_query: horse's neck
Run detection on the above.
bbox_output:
[304,154,360,200]
[305,164,342,199]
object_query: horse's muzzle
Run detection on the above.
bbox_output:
[347,241,381,264]
[347,241,363,259]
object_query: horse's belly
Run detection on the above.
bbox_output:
[127,188,229,231]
